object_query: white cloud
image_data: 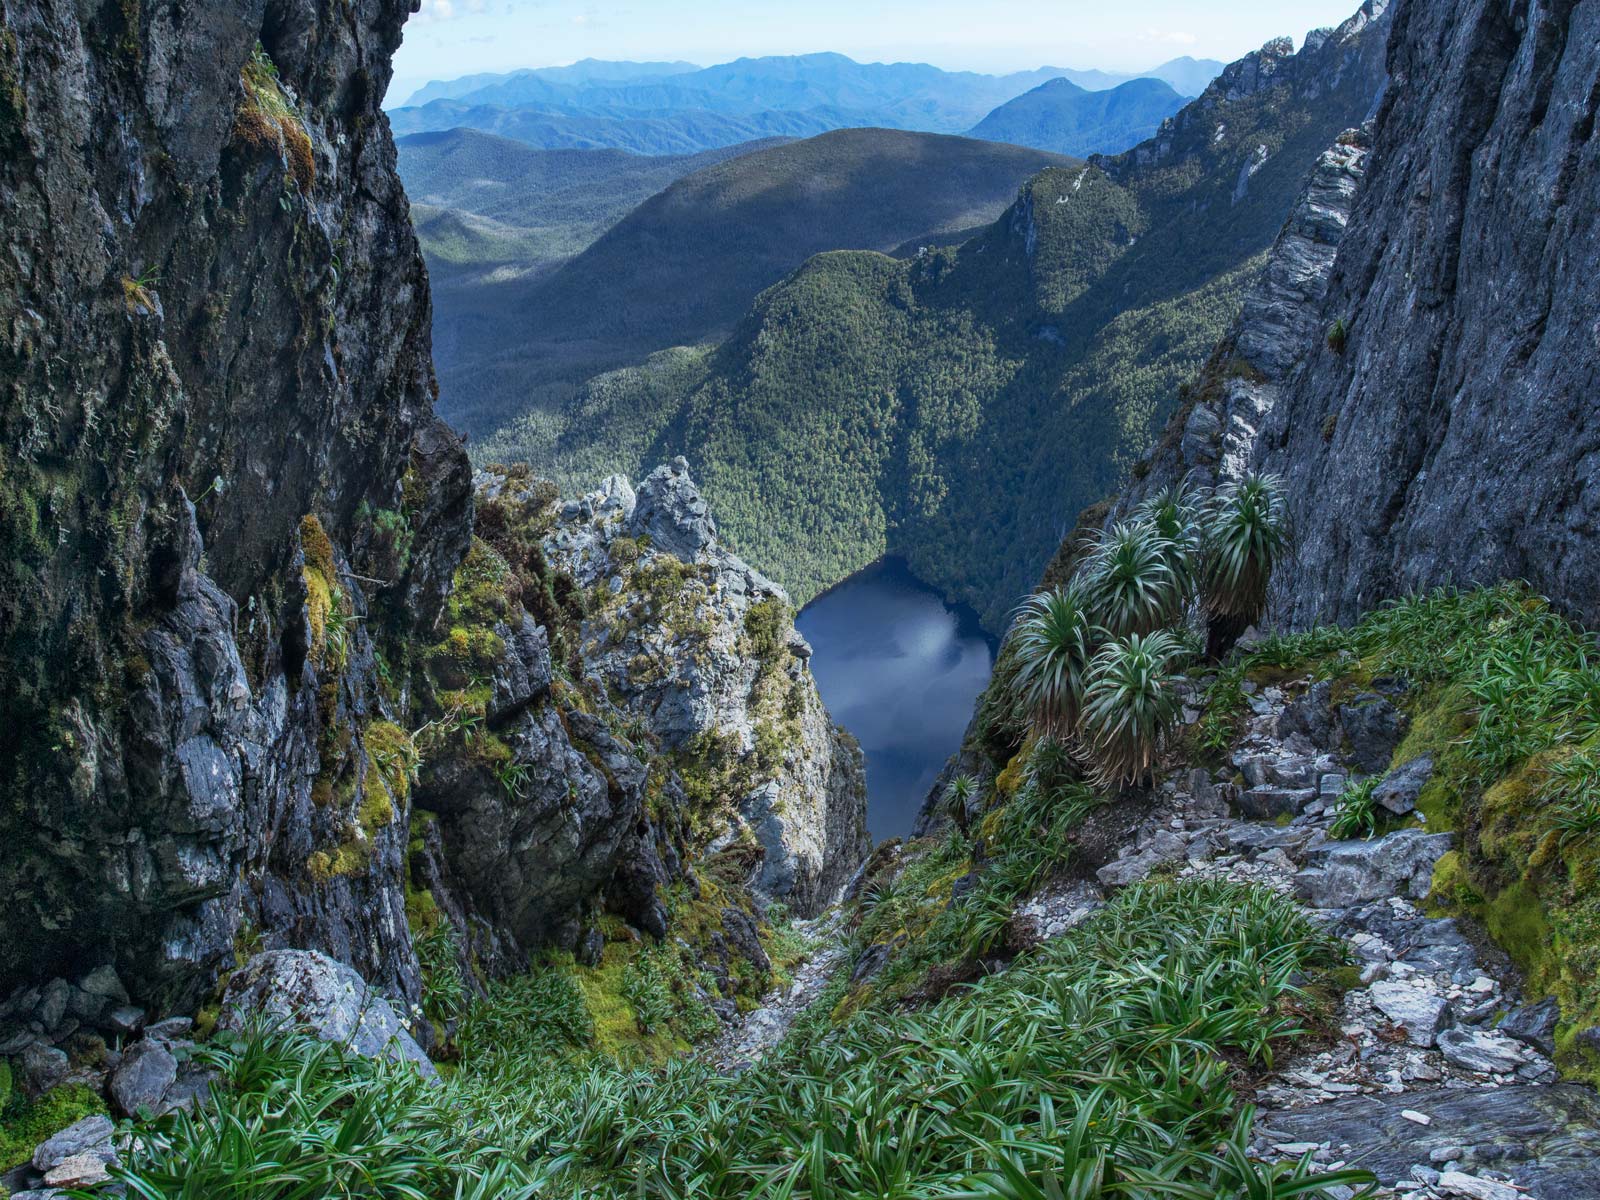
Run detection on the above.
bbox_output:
[1142,28,1199,45]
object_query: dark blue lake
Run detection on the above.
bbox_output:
[796,558,996,842]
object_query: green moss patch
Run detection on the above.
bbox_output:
[0,1084,107,1173]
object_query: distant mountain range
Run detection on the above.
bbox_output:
[404,59,701,107]
[390,52,1224,154]
[969,76,1186,156]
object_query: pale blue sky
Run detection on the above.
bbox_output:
[391,0,1367,106]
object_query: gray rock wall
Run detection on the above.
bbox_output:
[1255,0,1600,626]
[538,460,871,915]
[0,0,470,1008]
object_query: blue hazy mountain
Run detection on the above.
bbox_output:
[391,53,1224,153]
[968,76,1186,156]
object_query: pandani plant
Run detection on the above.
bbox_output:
[1080,519,1188,638]
[1080,629,1184,788]
[1009,583,1096,737]
[1200,473,1290,660]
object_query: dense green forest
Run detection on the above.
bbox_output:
[434,129,1076,431]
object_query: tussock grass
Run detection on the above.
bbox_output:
[110,882,1369,1200]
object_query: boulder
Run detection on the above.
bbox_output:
[1498,998,1560,1057]
[104,1005,146,1037]
[1276,681,1336,749]
[1337,694,1408,773]
[43,1153,112,1188]
[1096,852,1159,889]
[1436,1028,1532,1075]
[31,1116,114,1174]
[33,980,70,1034]
[1097,832,1187,889]
[221,949,437,1081]
[1436,1172,1520,1200]
[1292,829,1453,907]
[1373,755,1434,816]
[109,1038,178,1116]
[75,966,128,1005]
[1368,980,1452,1046]
[1235,786,1316,820]
[17,1042,68,1096]
[143,1016,195,1043]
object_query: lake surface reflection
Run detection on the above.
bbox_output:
[796,558,995,841]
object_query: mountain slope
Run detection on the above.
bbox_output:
[435,129,1077,429]
[397,129,781,274]
[403,59,699,107]
[970,76,1186,156]
[481,4,1394,632]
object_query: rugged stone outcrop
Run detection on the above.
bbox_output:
[1256,1085,1600,1198]
[0,0,470,1012]
[0,0,864,1050]
[1080,125,1374,535]
[532,459,871,915]
[1252,0,1600,626]
[219,949,436,1080]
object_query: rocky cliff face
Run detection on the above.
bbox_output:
[0,0,868,1047]
[1067,0,1599,636]
[1252,0,1600,628]
[0,0,468,1011]
[1085,129,1374,530]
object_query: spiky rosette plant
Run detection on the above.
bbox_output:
[1081,630,1183,787]
[1009,584,1096,737]
[1135,480,1202,598]
[1080,520,1187,638]
[943,773,979,831]
[1200,473,1290,659]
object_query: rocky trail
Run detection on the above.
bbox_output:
[707,910,850,1070]
[716,670,1600,1198]
[1072,674,1600,1198]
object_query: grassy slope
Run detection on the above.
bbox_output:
[436,129,1077,431]
[479,26,1386,632]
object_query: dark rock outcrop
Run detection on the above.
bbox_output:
[1254,0,1600,626]
[1257,1084,1600,1198]
[0,0,469,1011]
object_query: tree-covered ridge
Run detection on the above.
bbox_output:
[433,129,1077,431]
[479,198,1261,631]
[478,7,1389,631]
